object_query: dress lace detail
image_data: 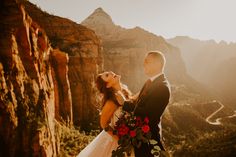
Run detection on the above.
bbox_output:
[110,106,123,128]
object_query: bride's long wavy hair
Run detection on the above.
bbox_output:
[96,75,132,108]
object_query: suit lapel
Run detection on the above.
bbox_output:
[147,74,165,94]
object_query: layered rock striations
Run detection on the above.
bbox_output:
[0,1,104,156]
[51,49,72,125]
[25,2,103,129]
[0,0,58,156]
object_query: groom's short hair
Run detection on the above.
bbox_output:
[147,51,166,69]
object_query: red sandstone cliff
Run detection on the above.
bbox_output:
[0,0,58,156]
[24,2,103,130]
[0,0,103,156]
[51,49,72,125]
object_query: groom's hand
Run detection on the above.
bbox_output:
[115,91,126,105]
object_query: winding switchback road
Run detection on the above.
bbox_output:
[205,101,224,125]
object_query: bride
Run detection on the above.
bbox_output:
[77,71,135,157]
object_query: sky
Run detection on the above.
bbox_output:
[29,0,236,43]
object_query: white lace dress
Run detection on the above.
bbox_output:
[77,107,134,157]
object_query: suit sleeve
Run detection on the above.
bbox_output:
[134,84,170,122]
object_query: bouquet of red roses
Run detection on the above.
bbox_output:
[112,111,160,157]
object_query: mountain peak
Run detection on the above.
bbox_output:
[82,7,114,26]
[94,7,105,13]
[81,7,120,38]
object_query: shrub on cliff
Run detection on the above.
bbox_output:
[56,121,99,157]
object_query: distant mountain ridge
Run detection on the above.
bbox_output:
[168,36,236,108]
[168,36,236,79]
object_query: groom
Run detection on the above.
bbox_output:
[117,51,171,157]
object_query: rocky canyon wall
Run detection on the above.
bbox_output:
[0,0,58,156]
[0,1,103,156]
[51,49,72,125]
[24,2,103,130]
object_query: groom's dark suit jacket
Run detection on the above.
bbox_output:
[123,74,170,157]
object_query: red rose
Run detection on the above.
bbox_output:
[144,117,149,124]
[142,125,150,133]
[118,125,129,136]
[129,130,136,137]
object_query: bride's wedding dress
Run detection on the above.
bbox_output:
[77,107,135,157]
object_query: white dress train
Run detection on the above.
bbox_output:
[77,107,134,157]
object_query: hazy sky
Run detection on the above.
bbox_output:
[29,0,236,43]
